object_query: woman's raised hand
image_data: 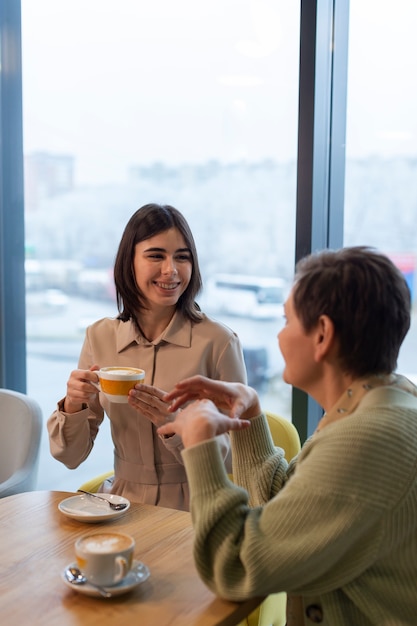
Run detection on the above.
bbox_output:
[157,398,252,447]
[163,375,261,420]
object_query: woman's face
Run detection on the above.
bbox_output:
[278,289,318,392]
[133,227,192,310]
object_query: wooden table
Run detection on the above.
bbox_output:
[0,491,262,625]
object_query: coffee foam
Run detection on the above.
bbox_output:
[99,367,144,380]
[80,533,132,553]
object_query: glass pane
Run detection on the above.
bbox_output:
[22,0,300,490]
[345,0,417,383]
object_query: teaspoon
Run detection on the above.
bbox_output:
[65,566,112,598]
[77,489,128,510]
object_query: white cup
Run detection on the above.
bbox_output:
[93,366,145,403]
[75,532,135,586]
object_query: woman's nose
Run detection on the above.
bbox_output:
[162,258,178,275]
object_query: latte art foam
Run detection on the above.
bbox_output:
[80,533,132,553]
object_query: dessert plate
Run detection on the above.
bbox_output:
[58,493,130,522]
[62,560,150,597]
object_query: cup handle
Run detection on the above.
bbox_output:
[90,381,101,392]
[114,556,129,583]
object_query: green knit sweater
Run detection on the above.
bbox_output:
[181,386,417,625]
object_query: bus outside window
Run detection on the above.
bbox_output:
[201,274,287,320]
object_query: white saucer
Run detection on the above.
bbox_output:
[62,560,150,597]
[58,494,130,522]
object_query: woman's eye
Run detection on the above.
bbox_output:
[176,254,191,262]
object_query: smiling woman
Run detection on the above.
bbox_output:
[46,203,248,511]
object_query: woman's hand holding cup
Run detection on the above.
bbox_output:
[64,365,146,412]
[64,366,101,413]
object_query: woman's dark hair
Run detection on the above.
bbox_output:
[114,203,203,324]
[292,246,411,377]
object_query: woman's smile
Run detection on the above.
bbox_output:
[154,280,181,290]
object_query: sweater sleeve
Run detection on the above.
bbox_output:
[230,413,290,506]
[181,408,412,602]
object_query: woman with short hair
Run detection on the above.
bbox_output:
[157,246,417,625]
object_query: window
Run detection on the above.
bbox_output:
[345,0,417,383]
[20,0,300,489]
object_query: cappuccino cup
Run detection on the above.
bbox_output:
[93,366,145,403]
[75,532,135,586]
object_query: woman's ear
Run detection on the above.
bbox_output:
[314,315,336,361]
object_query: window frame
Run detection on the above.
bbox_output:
[0,0,27,392]
[293,0,349,440]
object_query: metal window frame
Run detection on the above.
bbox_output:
[292,0,349,441]
[0,0,26,392]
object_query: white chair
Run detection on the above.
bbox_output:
[0,388,43,498]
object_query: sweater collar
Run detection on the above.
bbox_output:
[316,373,417,433]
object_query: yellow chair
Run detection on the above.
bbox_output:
[240,412,301,626]
[264,411,301,462]
[78,470,114,493]
[79,412,301,626]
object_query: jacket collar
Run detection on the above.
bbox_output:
[116,311,192,353]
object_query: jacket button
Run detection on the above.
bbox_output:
[305,604,324,623]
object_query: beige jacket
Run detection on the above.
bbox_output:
[48,311,246,510]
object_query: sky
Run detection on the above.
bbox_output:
[21,0,417,185]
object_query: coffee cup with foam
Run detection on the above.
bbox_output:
[93,366,145,403]
[75,531,135,586]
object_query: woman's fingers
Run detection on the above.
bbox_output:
[157,399,251,446]
[165,392,200,412]
[128,385,171,426]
